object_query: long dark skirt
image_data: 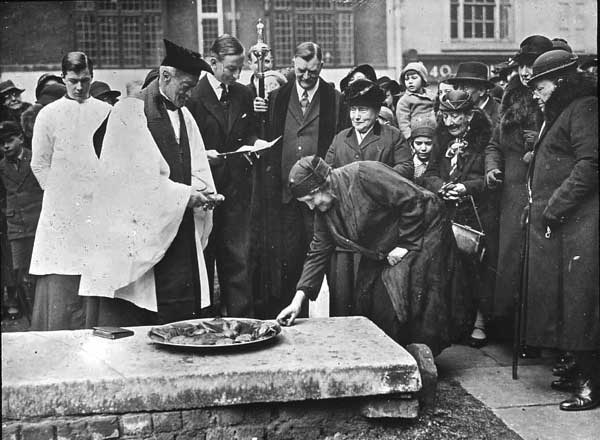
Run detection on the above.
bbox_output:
[354,219,472,356]
[30,274,86,331]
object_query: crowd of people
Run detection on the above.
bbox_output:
[0,33,597,411]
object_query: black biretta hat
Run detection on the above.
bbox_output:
[161,39,212,77]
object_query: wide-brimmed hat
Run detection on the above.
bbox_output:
[446,62,493,88]
[438,89,474,112]
[513,35,553,65]
[340,64,377,92]
[0,121,23,140]
[34,73,64,100]
[377,77,403,96]
[579,56,597,71]
[38,83,66,106]
[90,81,121,100]
[343,79,385,108]
[528,50,579,85]
[0,80,24,97]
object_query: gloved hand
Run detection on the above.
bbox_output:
[486,169,503,189]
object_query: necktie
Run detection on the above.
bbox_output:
[300,90,309,115]
[220,83,229,125]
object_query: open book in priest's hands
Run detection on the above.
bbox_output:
[217,136,281,158]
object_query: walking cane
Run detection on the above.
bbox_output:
[512,208,530,380]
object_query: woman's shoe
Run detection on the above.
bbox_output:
[559,379,600,411]
[468,326,487,348]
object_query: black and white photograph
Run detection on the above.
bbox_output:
[1,1,598,439]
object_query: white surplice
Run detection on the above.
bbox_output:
[30,96,111,275]
[78,97,215,312]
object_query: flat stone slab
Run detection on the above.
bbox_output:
[2,316,420,419]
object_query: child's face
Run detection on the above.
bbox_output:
[384,90,394,108]
[411,136,433,161]
[1,134,23,159]
[404,72,423,92]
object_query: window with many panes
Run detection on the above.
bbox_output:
[269,0,354,67]
[450,0,511,40]
[74,0,163,68]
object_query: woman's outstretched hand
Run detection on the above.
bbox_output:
[276,291,306,326]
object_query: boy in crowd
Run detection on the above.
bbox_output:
[0,121,44,319]
[409,115,437,185]
[396,62,436,140]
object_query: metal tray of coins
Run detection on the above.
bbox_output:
[148,317,281,350]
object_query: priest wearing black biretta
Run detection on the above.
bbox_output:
[80,39,223,326]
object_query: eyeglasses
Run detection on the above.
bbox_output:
[2,91,21,100]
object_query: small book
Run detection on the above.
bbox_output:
[92,326,134,339]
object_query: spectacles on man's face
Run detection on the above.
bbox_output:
[2,92,21,101]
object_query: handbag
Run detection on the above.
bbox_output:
[452,194,486,262]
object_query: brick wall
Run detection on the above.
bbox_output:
[1,397,390,440]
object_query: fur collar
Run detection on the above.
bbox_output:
[500,75,543,131]
[543,72,598,123]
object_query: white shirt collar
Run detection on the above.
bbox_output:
[479,96,490,110]
[355,125,373,144]
[207,73,226,99]
[295,78,320,104]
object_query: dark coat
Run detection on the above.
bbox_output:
[187,75,258,195]
[251,79,349,316]
[297,161,472,355]
[524,72,599,351]
[480,94,501,130]
[485,76,543,318]
[187,75,259,317]
[422,110,498,315]
[0,148,43,240]
[324,121,413,178]
[422,109,495,229]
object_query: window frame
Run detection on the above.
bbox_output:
[73,0,166,69]
[267,0,355,68]
[450,0,512,41]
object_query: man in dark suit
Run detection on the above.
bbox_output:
[252,41,349,318]
[187,35,266,318]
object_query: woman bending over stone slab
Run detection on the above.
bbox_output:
[276,156,472,356]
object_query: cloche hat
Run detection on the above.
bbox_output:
[438,89,474,112]
[513,35,553,65]
[528,50,578,85]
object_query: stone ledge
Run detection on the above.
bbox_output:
[2,317,421,419]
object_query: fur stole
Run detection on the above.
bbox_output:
[543,71,598,123]
[500,75,542,131]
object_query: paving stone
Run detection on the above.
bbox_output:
[1,423,20,440]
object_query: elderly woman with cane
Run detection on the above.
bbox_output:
[522,49,599,411]
[276,156,471,356]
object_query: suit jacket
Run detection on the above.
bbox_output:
[0,148,43,240]
[187,75,258,198]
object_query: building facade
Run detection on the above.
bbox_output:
[1,0,596,100]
